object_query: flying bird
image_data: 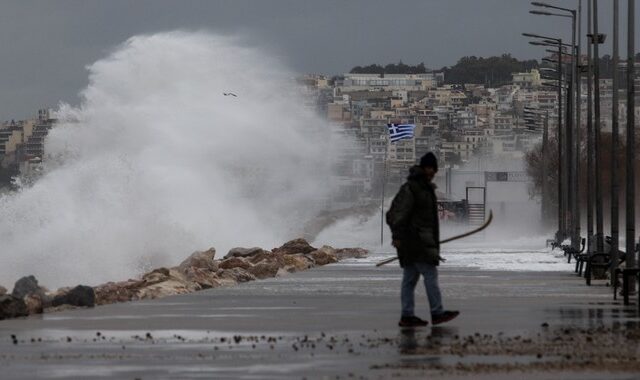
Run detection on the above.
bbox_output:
[223,92,237,97]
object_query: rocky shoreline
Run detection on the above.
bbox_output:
[0,238,367,320]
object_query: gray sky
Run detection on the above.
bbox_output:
[0,0,637,120]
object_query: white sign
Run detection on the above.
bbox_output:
[484,171,529,183]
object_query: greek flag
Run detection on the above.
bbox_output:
[386,123,415,143]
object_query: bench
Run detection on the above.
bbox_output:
[613,267,640,310]
[561,238,585,265]
[585,237,633,286]
[576,236,613,277]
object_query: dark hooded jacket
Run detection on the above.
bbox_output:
[386,165,441,266]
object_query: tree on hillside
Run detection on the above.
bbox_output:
[350,61,428,74]
[442,54,539,86]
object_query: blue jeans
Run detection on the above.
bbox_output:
[401,262,444,317]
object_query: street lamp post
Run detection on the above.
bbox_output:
[626,0,636,288]
[587,0,595,254]
[526,33,565,240]
[593,0,604,255]
[574,1,582,252]
[543,111,550,222]
[610,0,620,284]
[530,1,580,250]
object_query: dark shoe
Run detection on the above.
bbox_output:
[398,316,429,327]
[432,310,459,325]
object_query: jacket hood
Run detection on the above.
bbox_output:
[407,165,425,180]
[407,165,436,187]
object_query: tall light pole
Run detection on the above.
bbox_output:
[574,1,582,253]
[587,0,595,254]
[530,1,580,250]
[626,0,636,285]
[543,110,550,222]
[592,0,604,254]
[526,32,565,240]
[610,0,620,283]
[575,0,582,253]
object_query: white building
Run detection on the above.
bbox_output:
[342,73,440,91]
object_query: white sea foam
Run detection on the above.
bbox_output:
[0,31,347,287]
[315,205,570,272]
[341,247,573,272]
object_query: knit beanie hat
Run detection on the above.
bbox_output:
[419,152,438,171]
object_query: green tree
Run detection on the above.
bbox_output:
[442,54,538,86]
[349,62,428,74]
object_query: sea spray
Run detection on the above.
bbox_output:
[315,158,550,258]
[0,31,348,287]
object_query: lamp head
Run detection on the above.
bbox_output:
[530,10,553,15]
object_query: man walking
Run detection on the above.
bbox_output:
[386,152,459,327]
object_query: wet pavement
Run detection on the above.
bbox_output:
[0,261,639,379]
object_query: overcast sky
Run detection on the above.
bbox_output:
[0,0,637,120]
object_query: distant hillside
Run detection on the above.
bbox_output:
[347,53,640,86]
[349,62,428,74]
[348,55,539,85]
[442,54,539,86]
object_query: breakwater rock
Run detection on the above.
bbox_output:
[0,295,28,320]
[0,238,367,319]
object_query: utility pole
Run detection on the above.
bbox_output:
[528,3,579,244]
[543,111,550,222]
[611,0,620,281]
[593,0,604,254]
[558,41,565,241]
[566,6,578,251]
[566,66,574,244]
[626,0,636,284]
[573,0,581,251]
[586,0,595,253]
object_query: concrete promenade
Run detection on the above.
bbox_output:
[0,261,639,379]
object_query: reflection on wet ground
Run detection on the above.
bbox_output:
[386,321,640,377]
[553,305,640,326]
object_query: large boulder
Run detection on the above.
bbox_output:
[248,251,278,264]
[272,238,317,255]
[12,275,46,299]
[136,279,197,300]
[0,295,29,319]
[308,246,338,266]
[24,294,44,314]
[141,267,174,285]
[335,247,369,260]
[247,261,280,279]
[281,254,314,272]
[225,247,267,259]
[52,285,95,307]
[246,251,284,265]
[219,257,252,270]
[217,268,256,283]
[182,267,222,289]
[94,267,204,304]
[177,248,217,272]
[93,279,141,305]
[136,268,200,300]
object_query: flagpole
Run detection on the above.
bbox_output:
[381,122,415,247]
[380,134,389,247]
